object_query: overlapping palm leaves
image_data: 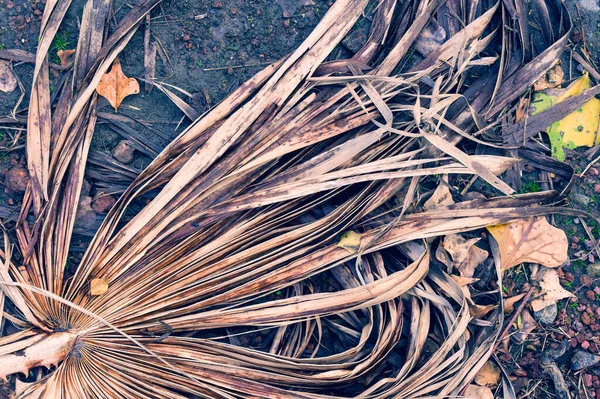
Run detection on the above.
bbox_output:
[0,0,585,397]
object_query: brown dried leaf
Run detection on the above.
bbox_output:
[533,64,564,91]
[504,293,525,314]
[474,361,501,386]
[423,184,455,210]
[465,384,494,399]
[450,275,479,287]
[441,234,488,277]
[90,278,108,296]
[57,49,76,67]
[96,58,140,111]
[515,97,529,123]
[470,303,496,319]
[487,216,568,271]
[531,268,573,312]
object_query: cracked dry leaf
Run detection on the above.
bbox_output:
[96,58,140,111]
[487,216,568,271]
[439,234,488,277]
[90,278,108,296]
[531,268,573,312]
[531,73,600,161]
[423,184,454,210]
[474,361,501,387]
[464,384,494,399]
[338,231,361,254]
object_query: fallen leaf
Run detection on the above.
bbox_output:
[338,231,361,254]
[0,61,17,93]
[487,216,568,271]
[450,275,479,286]
[57,49,76,67]
[515,97,529,123]
[531,73,600,161]
[504,293,525,314]
[90,278,108,296]
[513,309,536,343]
[464,384,494,399]
[440,234,488,277]
[423,184,454,210]
[533,64,564,91]
[474,361,501,386]
[470,303,496,319]
[531,268,573,312]
[450,275,495,319]
[96,58,140,111]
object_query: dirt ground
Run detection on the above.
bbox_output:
[2,0,600,398]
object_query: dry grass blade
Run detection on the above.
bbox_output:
[0,0,584,398]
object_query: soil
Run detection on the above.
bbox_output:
[1,1,600,398]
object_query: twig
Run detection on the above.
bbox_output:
[494,285,536,351]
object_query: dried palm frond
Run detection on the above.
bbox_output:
[0,0,588,398]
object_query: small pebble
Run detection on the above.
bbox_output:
[5,166,29,192]
[583,341,591,350]
[112,140,135,164]
[586,374,594,387]
[595,183,600,194]
[91,194,116,213]
[572,350,600,370]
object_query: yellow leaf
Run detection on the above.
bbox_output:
[338,231,361,254]
[90,278,108,296]
[96,58,140,112]
[487,216,568,271]
[531,73,600,161]
[474,361,501,387]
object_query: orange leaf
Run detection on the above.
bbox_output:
[57,49,76,67]
[474,361,501,386]
[90,278,108,296]
[487,216,568,271]
[96,58,140,111]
